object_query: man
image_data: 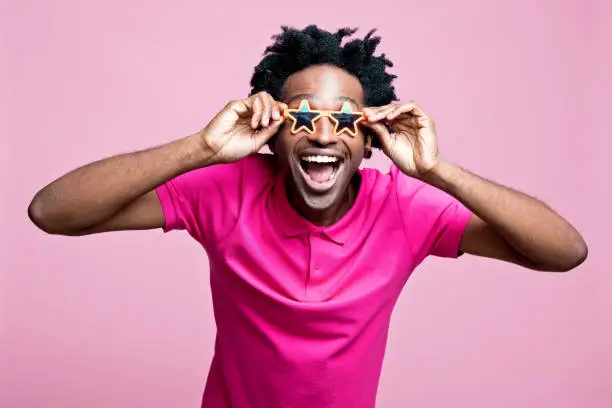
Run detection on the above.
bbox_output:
[28,26,587,408]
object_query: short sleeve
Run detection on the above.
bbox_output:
[155,158,245,247]
[392,165,472,264]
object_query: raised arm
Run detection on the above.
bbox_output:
[363,101,587,272]
[28,135,205,235]
[28,92,287,236]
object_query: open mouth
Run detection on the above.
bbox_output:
[298,154,344,193]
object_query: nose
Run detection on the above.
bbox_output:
[306,116,338,145]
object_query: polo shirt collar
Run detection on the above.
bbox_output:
[270,168,367,245]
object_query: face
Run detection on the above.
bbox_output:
[273,65,371,212]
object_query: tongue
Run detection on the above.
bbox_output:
[306,162,334,183]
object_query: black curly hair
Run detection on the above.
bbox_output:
[249,25,398,149]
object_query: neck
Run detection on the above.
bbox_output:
[287,174,361,227]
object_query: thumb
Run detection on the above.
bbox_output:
[231,98,252,119]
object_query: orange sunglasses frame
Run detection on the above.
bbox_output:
[284,100,365,137]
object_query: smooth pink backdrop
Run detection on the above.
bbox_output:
[2,1,611,407]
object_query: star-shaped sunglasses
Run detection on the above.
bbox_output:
[284,100,365,137]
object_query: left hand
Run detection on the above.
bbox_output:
[362,102,440,178]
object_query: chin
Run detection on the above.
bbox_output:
[297,186,345,211]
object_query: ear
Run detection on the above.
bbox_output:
[267,132,280,155]
[363,131,373,159]
[268,139,276,155]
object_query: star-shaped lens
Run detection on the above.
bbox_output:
[286,100,321,134]
[330,102,364,137]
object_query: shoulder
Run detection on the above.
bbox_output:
[359,163,425,199]
[360,163,460,212]
[157,154,278,217]
[242,153,278,178]
[156,153,278,240]
[362,164,471,260]
[239,153,279,196]
[173,153,276,188]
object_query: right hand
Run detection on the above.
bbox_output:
[198,91,287,164]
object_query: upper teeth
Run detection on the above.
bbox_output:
[302,155,338,163]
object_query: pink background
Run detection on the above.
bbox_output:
[2,0,611,407]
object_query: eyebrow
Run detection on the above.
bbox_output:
[286,93,359,106]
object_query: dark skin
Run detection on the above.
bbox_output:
[28,64,587,271]
[271,65,371,226]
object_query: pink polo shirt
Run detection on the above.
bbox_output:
[155,153,472,408]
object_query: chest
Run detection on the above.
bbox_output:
[210,203,414,304]
[205,197,417,361]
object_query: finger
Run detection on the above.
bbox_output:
[364,104,397,122]
[270,105,285,127]
[272,99,281,121]
[252,95,264,129]
[362,104,392,118]
[270,97,285,121]
[386,103,414,120]
[387,102,427,122]
[260,93,272,127]
[392,122,419,135]
[376,106,397,121]
[416,115,431,127]
[389,108,429,130]
[278,102,288,118]
[404,113,427,129]
[232,99,251,118]
[388,112,421,129]
[408,103,427,117]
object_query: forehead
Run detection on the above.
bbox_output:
[282,65,364,107]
